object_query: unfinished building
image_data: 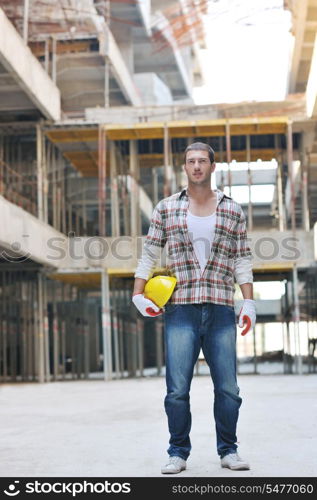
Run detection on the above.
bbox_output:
[0,0,316,383]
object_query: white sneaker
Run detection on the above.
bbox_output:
[221,452,250,470]
[161,456,187,474]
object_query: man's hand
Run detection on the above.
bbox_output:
[238,299,256,336]
[132,293,163,317]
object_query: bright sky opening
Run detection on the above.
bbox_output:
[193,0,292,104]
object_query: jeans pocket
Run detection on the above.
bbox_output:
[222,304,236,318]
[164,303,181,315]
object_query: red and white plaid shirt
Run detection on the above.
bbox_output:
[135,188,253,307]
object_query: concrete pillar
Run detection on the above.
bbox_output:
[252,326,258,374]
[155,320,163,376]
[98,125,107,236]
[112,290,120,379]
[164,124,172,198]
[301,158,310,231]
[246,135,253,231]
[274,134,286,231]
[137,317,144,377]
[110,141,120,236]
[36,272,48,383]
[225,121,232,197]
[152,167,159,206]
[23,0,29,43]
[277,160,285,231]
[129,140,141,236]
[292,265,303,374]
[51,36,57,84]
[101,269,113,380]
[36,124,44,221]
[287,121,296,231]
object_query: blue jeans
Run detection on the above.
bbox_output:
[163,303,242,460]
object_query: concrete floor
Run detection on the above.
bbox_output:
[0,374,316,477]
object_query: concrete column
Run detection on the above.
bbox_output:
[51,36,57,84]
[110,141,120,236]
[277,160,285,231]
[246,135,253,231]
[292,265,303,374]
[101,269,113,380]
[129,140,141,236]
[43,275,50,382]
[98,125,107,236]
[43,133,48,224]
[23,0,29,43]
[36,272,45,383]
[152,167,159,206]
[137,317,144,377]
[155,320,163,376]
[112,290,120,379]
[287,121,296,231]
[44,37,49,73]
[36,124,44,221]
[52,290,59,381]
[301,156,310,231]
[287,121,302,374]
[252,326,258,374]
[163,124,174,197]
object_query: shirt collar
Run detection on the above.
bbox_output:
[178,187,229,202]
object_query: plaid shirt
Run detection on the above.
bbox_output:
[135,188,253,307]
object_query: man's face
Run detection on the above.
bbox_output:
[183,150,216,186]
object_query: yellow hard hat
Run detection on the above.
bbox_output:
[144,275,177,308]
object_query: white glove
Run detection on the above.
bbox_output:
[132,293,163,317]
[238,299,256,336]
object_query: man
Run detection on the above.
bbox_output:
[132,142,256,473]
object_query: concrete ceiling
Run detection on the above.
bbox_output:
[0,61,42,121]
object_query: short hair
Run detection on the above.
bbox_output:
[184,142,215,164]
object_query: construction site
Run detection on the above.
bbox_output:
[0,0,317,478]
[0,0,317,382]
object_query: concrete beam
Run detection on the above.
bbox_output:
[0,8,61,121]
[0,195,67,268]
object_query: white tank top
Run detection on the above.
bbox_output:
[187,210,216,273]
